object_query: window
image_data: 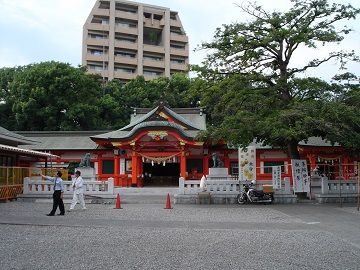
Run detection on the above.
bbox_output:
[102,160,114,174]
[263,161,285,174]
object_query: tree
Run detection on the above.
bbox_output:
[194,0,360,158]
[7,61,103,131]
[0,67,18,128]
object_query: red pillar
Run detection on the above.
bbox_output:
[180,151,187,179]
[132,151,138,186]
[138,156,143,187]
[98,154,103,180]
[114,155,120,186]
[308,154,317,171]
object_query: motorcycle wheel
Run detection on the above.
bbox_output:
[237,194,246,204]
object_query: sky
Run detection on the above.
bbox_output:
[0,0,359,80]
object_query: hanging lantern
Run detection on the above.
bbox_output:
[151,160,154,166]
[163,161,166,166]
[142,157,145,162]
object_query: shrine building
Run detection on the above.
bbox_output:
[18,103,359,186]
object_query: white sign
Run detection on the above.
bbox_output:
[238,146,256,182]
[272,166,281,190]
[120,159,125,174]
[291,159,310,192]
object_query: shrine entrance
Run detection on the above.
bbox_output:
[143,163,180,186]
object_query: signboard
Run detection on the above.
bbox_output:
[120,159,125,174]
[272,166,281,190]
[291,159,310,192]
[238,146,256,182]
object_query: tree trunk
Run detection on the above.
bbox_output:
[287,141,300,159]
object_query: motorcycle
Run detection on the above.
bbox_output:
[237,182,274,204]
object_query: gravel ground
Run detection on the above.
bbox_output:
[0,202,359,270]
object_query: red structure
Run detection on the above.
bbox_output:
[18,104,359,187]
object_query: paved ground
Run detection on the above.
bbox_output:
[0,201,359,270]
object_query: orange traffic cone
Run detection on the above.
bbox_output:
[114,193,122,209]
[164,193,172,209]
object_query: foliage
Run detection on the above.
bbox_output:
[0,62,194,131]
[193,0,360,157]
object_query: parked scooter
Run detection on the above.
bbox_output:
[237,181,273,204]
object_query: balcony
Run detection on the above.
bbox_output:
[114,55,137,65]
[87,23,110,31]
[170,33,188,43]
[143,44,165,54]
[86,53,108,62]
[170,19,182,28]
[93,9,110,16]
[143,59,165,69]
[143,74,162,81]
[115,25,138,35]
[170,47,188,57]
[114,40,138,50]
[115,10,138,20]
[86,38,108,46]
[170,62,188,71]
[114,71,137,80]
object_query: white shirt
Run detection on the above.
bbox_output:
[72,176,84,194]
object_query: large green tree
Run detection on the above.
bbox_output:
[194,0,360,157]
[5,61,103,131]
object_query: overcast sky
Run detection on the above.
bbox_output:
[0,0,359,80]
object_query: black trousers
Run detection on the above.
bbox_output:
[50,190,65,215]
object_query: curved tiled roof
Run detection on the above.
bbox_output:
[92,121,200,140]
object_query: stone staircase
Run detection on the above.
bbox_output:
[113,187,178,204]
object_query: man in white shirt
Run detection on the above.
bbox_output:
[41,171,65,216]
[69,170,86,211]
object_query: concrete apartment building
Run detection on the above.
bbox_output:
[82,0,189,82]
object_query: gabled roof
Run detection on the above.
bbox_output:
[0,126,38,146]
[91,104,205,142]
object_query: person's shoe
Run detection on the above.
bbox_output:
[57,213,65,216]
[68,209,73,212]
[46,214,54,216]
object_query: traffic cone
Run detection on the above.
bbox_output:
[164,193,172,209]
[114,193,122,209]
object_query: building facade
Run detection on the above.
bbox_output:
[82,0,189,82]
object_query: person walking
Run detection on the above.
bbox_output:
[41,171,65,216]
[69,170,86,211]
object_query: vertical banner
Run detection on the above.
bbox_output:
[291,159,310,192]
[120,158,125,174]
[238,146,256,182]
[272,166,281,190]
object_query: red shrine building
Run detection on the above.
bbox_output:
[19,103,359,186]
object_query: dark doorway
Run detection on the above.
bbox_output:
[143,163,180,186]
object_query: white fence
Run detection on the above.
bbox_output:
[23,177,114,195]
[178,178,238,195]
[178,177,293,195]
[321,177,358,194]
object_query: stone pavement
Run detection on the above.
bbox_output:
[0,201,359,270]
